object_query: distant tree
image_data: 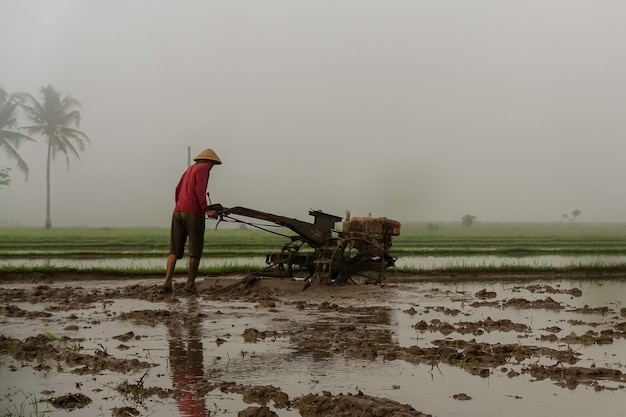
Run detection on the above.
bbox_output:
[0,167,10,188]
[18,85,90,229]
[426,222,440,231]
[563,209,582,222]
[461,214,477,227]
[0,87,35,180]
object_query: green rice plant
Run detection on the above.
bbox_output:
[0,227,285,254]
[42,330,81,351]
[0,260,268,277]
[389,262,626,276]
[4,260,626,278]
[3,223,626,258]
[3,224,626,276]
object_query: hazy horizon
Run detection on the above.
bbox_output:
[2,1,626,227]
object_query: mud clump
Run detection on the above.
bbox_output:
[413,317,529,335]
[46,392,91,410]
[560,330,616,345]
[112,406,141,417]
[475,289,497,299]
[524,365,626,390]
[568,305,612,315]
[0,334,154,374]
[522,285,583,297]
[1,305,53,319]
[113,331,140,342]
[243,328,280,343]
[241,385,291,408]
[470,296,564,310]
[422,306,461,316]
[238,406,278,417]
[115,377,172,405]
[292,391,432,417]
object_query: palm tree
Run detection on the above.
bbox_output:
[19,85,90,229]
[0,87,35,181]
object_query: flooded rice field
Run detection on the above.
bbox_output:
[2,273,626,416]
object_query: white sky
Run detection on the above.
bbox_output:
[1,0,625,227]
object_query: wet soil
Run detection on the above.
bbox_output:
[2,271,626,416]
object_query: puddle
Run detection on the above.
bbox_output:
[1,277,626,416]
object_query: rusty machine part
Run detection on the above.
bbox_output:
[209,204,401,284]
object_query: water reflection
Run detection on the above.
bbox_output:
[168,299,206,417]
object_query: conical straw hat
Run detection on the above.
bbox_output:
[194,148,222,164]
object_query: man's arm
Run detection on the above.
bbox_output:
[194,165,210,212]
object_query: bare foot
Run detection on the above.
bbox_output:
[183,285,197,295]
[161,285,172,294]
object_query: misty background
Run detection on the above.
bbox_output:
[1,1,625,227]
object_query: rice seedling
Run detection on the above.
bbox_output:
[2,223,626,275]
[42,330,81,351]
[1,392,50,417]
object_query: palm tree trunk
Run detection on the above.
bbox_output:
[45,141,52,229]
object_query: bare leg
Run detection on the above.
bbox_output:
[185,256,200,293]
[162,254,177,292]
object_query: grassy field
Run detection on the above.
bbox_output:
[395,226,626,255]
[0,228,285,256]
[2,222,626,275]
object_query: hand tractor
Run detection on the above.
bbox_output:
[209,204,401,285]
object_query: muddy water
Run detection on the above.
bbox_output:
[1,276,626,416]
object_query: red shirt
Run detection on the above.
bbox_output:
[173,370,207,416]
[174,163,210,216]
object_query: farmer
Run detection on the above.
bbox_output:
[162,148,222,294]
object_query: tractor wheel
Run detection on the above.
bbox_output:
[329,238,386,284]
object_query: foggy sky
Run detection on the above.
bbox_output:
[1,1,626,227]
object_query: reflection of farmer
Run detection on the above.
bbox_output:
[168,299,206,416]
[162,148,222,294]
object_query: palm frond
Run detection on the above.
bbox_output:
[61,95,81,109]
[0,130,35,145]
[59,110,82,128]
[16,92,45,125]
[21,125,47,137]
[0,138,30,178]
[0,89,34,179]
[0,101,20,129]
[60,126,90,144]
[51,132,85,168]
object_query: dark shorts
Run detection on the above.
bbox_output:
[169,211,205,259]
